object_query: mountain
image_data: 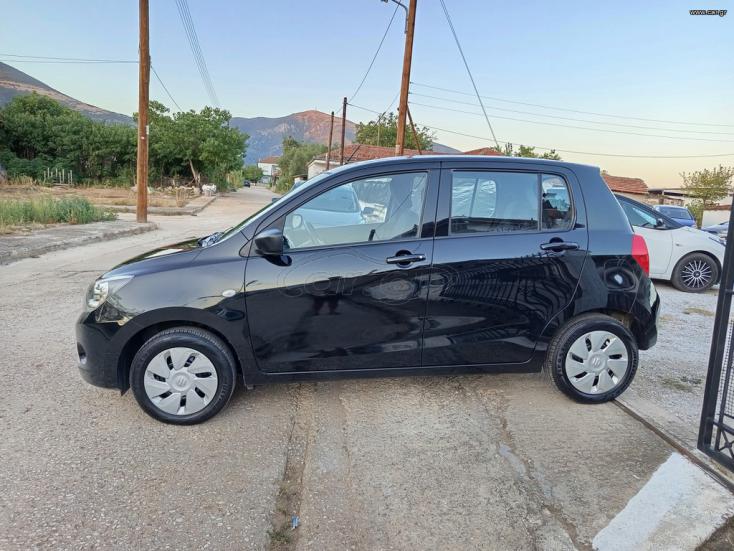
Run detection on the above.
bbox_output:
[231,110,357,164]
[0,62,132,124]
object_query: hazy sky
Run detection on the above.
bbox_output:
[2,0,733,187]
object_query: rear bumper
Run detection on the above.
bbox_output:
[631,280,660,350]
[75,312,121,389]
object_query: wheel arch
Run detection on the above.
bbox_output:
[115,309,248,392]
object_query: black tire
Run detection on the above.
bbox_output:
[545,313,638,403]
[130,327,237,424]
[671,253,718,293]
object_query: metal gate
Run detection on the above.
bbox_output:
[699,209,734,471]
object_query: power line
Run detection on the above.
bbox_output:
[438,0,499,150]
[410,92,734,136]
[151,65,182,112]
[174,0,220,107]
[411,81,734,128]
[348,3,400,104]
[348,102,734,159]
[408,100,734,143]
[0,59,135,64]
[0,53,136,63]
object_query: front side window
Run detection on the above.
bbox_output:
[450,171,539,234]
[284,172,428,249]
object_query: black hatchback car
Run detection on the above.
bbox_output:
[77,156,659,424]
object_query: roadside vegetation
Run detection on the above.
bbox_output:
[0,94,254,192]
[0,195,115,233]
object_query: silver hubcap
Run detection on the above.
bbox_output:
[681,259,713,289]
[144,347,218,415]
[565,331,629,394]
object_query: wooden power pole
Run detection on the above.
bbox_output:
[395,0,417,156]
[325,111,334,170]
[136,0,150,223]
[340,97,347,166]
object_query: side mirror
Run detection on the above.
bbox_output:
[362,206,375,216]
[254,228,284,256]
[655,218,666,228]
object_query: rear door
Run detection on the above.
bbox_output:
[423,161,589,366]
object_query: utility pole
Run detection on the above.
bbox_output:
[395,0,417,156]
[136,0,150,223]
[340,97,347,166]
[325,111,334,170]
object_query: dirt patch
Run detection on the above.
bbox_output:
[0,183,192,208]
[699,514,734,550]
[659,375,704,392]
[684,307,715,317]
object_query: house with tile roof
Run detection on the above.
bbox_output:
[257,155,280,183]
[306,144,503,179]
[601,173,648,200]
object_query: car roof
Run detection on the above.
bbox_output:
[330,154,597,173]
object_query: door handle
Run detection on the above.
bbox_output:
[386,253,426,265]
[540,241,579,252]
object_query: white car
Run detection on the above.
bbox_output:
[616,195,725,292]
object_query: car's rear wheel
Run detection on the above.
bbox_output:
[671,253,718,293]
[546,314,638,403]
[130,327,236,424]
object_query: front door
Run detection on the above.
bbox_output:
[245,168,438,373]
[423,164,589,366]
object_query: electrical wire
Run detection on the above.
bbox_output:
[409,92,734,136]
[438,0,500,150]
[348,3,400,104]
[151,65,183,112]
[347,102,734,159]
[407,100,734,143]
[0,53,136,63]
[411,81,734,128]
[174,0,220,107]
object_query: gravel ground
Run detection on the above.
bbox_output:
[619,281,719,449]
[0,191,731,549]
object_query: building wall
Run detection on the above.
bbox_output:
[703,210,730,226]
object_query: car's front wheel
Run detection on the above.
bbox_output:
[671,253,718,293]
[546,314,638,403]
[130,327,237,424]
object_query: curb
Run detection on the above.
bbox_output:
[0,221,158,265]
[94,195,217,216]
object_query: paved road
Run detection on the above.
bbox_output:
[1,187,731,550]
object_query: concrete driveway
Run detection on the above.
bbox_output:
[0,187,731,550]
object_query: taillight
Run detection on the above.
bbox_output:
[632,234,650,275]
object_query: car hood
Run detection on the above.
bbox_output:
[103,237,203,278]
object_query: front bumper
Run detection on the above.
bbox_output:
[75,312,122,389]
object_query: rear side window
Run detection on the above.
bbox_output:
[450,171,573,234]
[620,200,659,228]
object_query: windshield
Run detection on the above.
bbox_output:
[214,170,339,243]
[658,206,692,220]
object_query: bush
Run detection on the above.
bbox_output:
[0,195,116,231]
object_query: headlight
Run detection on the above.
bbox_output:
[85,275,133,311]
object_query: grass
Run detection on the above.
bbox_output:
[0,195,116,233]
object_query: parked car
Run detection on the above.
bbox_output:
[617,195,724,292]
[703,221,729,242]
[77,157,659,424]
[242,180,251,188]
[652,204,697,228]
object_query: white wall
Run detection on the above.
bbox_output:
[702,210,730,226]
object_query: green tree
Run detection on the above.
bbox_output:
[276,137,327,192]
[355,112,434,151]
[680,165,734,226]
[498,142,561,160]
[242,164,264,182]
[139,102,248,189]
